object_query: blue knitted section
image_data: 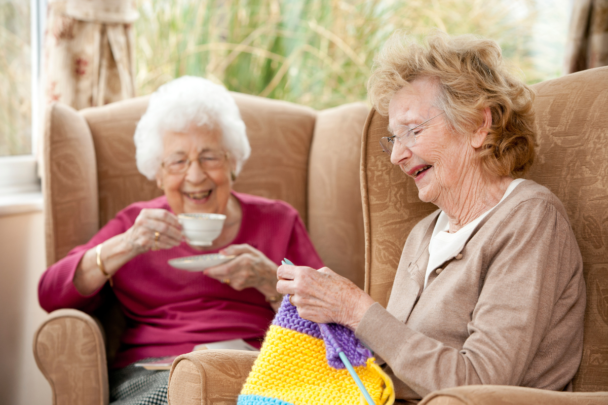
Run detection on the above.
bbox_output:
[237,394,294,405]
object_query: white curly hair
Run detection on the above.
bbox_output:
[134,76,250,180]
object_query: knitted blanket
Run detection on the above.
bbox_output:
[238,295,394,405]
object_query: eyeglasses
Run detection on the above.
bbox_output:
[161,151,228,175]
[380,112,445,154]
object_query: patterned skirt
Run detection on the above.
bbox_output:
[109,359,170,405]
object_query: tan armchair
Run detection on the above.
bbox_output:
[33,93,369,405]
[166,67,608,404]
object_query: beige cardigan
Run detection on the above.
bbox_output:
[355,180,586,402]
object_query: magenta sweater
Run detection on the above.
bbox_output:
[38,192,323,368]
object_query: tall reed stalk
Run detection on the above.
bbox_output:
[135,0,539,109]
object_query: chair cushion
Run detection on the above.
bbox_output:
[360,110,435,304]
[420,385,608,405]
[526,66,608,392]
[168,350,258,405]
[44,102,100,265]
[230,92,317,226]
[80,96,158,228]
[308,102,368,286]
[34,309,108,405]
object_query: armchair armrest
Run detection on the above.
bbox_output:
[168,349,258,405]
[33,308,108,405]
[420,385,608,405]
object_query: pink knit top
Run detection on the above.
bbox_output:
[38,192,323,368]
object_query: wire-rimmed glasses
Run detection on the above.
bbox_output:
[379,112,445,154]
[161,151,228,175]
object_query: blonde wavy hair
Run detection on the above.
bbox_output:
[368,31,536,178]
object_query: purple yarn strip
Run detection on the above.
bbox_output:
[272,295,371,369]
[320,323,371,369]
[272,295,322,338]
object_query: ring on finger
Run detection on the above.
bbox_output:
[153,231,160,251]
[223,278,231,285]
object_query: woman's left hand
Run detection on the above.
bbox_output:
[204,244,280,300]
[276,265,375,331]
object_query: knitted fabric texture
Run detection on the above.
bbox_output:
[238,296,394,405]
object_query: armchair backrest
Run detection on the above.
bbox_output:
[43,93,368,286]
[360,66,608,392]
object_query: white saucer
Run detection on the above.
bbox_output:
[168,254,236,272]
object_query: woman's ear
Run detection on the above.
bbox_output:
[471,107,492,149]
[156,171,164,190]
[229,159,238,182]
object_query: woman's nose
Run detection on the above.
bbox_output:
[390,139,412,165]
[185,160,207,183]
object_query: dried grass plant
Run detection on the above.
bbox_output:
[134,0,539,110]
[0,0,543,155]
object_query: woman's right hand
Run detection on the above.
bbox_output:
[122,209,183,256]
[73,209,182,295]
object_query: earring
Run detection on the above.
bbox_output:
[231,171,237,181]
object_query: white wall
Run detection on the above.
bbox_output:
[0,209,52,405]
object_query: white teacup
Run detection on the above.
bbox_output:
[178,213,226,247]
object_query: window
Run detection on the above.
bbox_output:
[528,0,573,82]
[0,0,44,195]
[0,0,31,156]
[134,0,573,109]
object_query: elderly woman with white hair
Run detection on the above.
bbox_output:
[38,77,323,405]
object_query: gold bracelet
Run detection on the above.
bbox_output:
[265,293,283,304]
[96,244,113,287]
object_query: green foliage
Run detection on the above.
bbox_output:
[135,0,541,109]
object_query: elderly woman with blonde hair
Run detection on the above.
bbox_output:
[38,77,323,405]
[277,32,585,402]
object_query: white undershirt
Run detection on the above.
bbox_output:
[424,178,525,288]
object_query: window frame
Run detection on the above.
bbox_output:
[0,0,46,196]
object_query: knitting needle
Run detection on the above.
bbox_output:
[319,323,376,405]
[281,258,376,405]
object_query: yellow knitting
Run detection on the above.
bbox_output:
[238,296,394,405]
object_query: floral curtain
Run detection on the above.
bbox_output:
[564,0,608,74]
[44,0,138,110]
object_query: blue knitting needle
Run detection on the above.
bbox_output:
[281,258,376,405]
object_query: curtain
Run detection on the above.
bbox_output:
[44,0,138,110]
[564,0,608,74]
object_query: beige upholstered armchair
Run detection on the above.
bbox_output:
[33,93,368,405]
[166,67,608,404]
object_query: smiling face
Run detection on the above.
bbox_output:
[388,77,478,208]
[156,123,234,215]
